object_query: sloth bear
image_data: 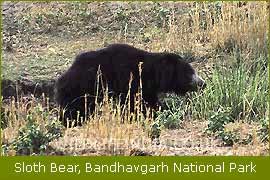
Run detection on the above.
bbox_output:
[55,44,205,125]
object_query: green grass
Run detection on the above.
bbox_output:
[158,52,268,143]
[158,54,269,145]
[189,55,268,122]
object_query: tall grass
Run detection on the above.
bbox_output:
[1,92,155,155]
[4,2,268,55]
[159,2,268,57]
[1,95,63,155]
[188,55,268,122]
[1,64,156,155]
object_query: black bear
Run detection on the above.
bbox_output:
[55,44,205,125]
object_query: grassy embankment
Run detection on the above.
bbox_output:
[1,2,268,155]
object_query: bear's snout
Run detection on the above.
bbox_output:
[192,74,206,90]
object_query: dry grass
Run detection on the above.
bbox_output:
[1,91,157,155]
[1,93,268,156]
[2,62,156,156]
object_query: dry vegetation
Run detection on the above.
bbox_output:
[1,1,269,156]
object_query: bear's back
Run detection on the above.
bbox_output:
[72,44,150,67]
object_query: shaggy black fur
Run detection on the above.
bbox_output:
[55,44,205,125]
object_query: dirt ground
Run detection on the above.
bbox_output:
[47,120,268,156]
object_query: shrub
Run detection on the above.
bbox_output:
[1,97,63,156]
[11,116,63,155]
[205,107,233,134]
[205,108,255,146]
[258,117,269,142]
[156,94,188,129]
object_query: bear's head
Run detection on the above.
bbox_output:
[175,60,206,95]
[157,53,206,95]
